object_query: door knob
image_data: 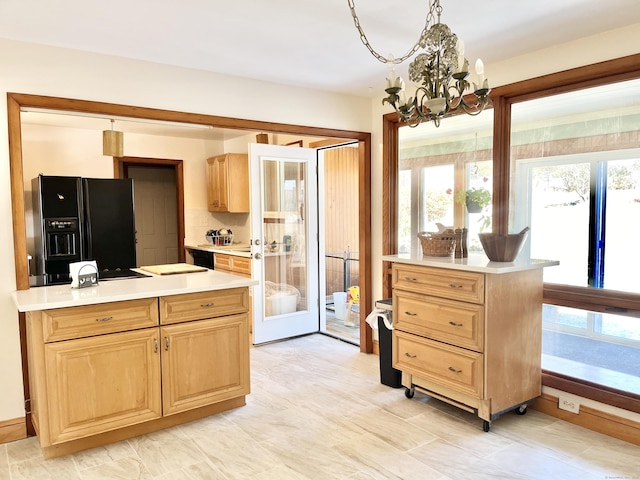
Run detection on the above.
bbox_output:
[254,253,262,260]
[254,239,261,245]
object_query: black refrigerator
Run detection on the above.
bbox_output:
[32,174,140,285]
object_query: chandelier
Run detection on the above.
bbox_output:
[348,0,491,127]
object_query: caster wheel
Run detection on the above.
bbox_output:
[482,420,490,432]
[515,405,528,415]
[404,387,415,399]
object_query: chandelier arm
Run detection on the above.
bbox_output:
[446,86,465,110]
[348,0,438,64]
[459,100,491,116]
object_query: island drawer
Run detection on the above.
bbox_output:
[394,290,484,352]
[41,298,159,342]
[160,287,249,325]
[393,330,483,398]
[392,264,485,304]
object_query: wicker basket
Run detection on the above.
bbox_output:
[418,230,455,257]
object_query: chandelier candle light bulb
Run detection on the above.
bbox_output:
[475,58,485,85]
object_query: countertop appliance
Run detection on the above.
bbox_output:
[31,174,142,285]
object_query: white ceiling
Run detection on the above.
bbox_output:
[3,0,638,139]
[1,0,638,98]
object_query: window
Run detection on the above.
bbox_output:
[397,110,494,253]
[510,78,640,395]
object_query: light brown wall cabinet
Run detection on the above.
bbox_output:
[26,288,250,458]
[206,153,249,213]
[391,263,543,432]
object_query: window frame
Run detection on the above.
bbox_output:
[382,53,640,414]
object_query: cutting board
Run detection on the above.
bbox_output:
[140,263,208,275]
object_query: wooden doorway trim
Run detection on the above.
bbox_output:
[114,157,186,263]
[8,92,372,352]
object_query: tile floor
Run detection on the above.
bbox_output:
[1,334,639,479]
[325,308,360,345]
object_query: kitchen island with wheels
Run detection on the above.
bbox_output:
[12,269,257,459]
[382,253,558,432]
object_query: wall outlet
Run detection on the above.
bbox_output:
[558,396,580,414]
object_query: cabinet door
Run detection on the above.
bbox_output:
[161,314,250,416]
[44,328,161,445]
[207,155,228,212]
[206,154,249,213]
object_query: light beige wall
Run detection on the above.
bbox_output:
[0,39,371,423]
[21,123,222,256]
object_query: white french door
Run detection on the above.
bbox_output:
[250,143,319,344]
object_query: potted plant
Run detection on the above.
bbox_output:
[459,187,491,213]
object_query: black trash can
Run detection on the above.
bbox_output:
[378,314,402,388]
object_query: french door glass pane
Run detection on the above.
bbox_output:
[263,159,307,313]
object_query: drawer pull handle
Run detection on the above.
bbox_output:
[448,321,463,327]
[165,337,170,351]
[405,311,417,316]
[154,338,159,353]
[449,283,463,289]
[404,352,417,359]
[448,366,462,373]
[404,276,417,282]
[95,316,113,322]
[201,303,215,308]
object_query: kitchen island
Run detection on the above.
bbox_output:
[382,252,558,431]
[13,269,257,458]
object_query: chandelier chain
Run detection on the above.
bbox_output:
[347,0,437,64]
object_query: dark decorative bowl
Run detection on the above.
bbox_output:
[478,230,529,262]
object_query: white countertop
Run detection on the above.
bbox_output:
[12,269,258,312]
[185,243,252,258]
[382,252,559,274]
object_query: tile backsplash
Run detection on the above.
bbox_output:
[185,208,251,245]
